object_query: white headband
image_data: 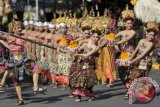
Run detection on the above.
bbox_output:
[59,23,67,28]
[37,22,43,27]
[43,22,49,27]
[29,20,34,25]
[48,23,56,29]
[23,21,29,26]
[56,24,60,29]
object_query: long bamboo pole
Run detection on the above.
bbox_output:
[0,31,56,50]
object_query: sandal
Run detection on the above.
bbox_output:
[68,94,75,98]
[17,100,24,105]
[106,84,113,88]
[123,93,129,100]
[88,96,95,101]
[75,95,81,102]
[34,87,47,94]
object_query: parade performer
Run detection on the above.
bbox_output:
[115,6,136,99]
[69,27,99,102]
[0,36,9,92]
[57,23,72,89]
[115,5,136,85]
[7,19,26,105]
[96,10,116,86]
[45,23,58,88]
[125,21,159,99]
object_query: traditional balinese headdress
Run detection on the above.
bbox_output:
[121,5,135,21]
[8,19,22,33]
[91,28,102,36]
[144,21,159,32]
[102,9,114,29]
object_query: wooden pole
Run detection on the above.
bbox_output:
[0,31,56,50]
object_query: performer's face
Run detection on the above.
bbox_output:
[146,31,155,41]
[39,26,43,32]
[13,26,22,35]
[91,33,99,42]
[29,25,34,29]
[24,25,29,29]
[83,30,90,38]
[49,28,55,33]
[125,20,133,30]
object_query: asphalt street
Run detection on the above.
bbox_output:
[0,70,160,107]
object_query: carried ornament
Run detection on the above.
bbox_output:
[67,40,79,53]
[116,52,131,66]
[103,33,116,46]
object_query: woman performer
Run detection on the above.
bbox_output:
[69,28,100,102]
[96,13,116,86]
[97,32,117,87]
[115,6,136,87]
[126,22,159,89]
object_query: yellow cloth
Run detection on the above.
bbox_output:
[96,47,116,82]
[152,64,159,70]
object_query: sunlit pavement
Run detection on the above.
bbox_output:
[0,70,159,107]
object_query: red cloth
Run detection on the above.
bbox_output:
[105,63,112,79]
[72,89,93,97]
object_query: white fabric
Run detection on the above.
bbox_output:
[59,22,67,28]
[37,22,43,27]
[48,23,56,29]
[56,24,60,29]
[23,21,29,26]
[29,20,34,25]
[43,22,49,27]
[134,0,160,22]
[34,22,38,26]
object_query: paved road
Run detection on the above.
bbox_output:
[0,70,160,107]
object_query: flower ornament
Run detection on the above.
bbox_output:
[116,52,131,66]
[144,21,159,32]
[67,40,79,53]
[58,37,68,50]
[103,33,116,46]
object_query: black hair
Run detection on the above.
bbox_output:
[81,26,92,32]
[146,29,158,36]
[91,29,102,36]
[123,17,134,23]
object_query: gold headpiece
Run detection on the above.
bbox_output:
[122,5,135,21]
[101,9,114,30]
[8,19,22,33]
[130,0,138,6]
[144,21,159,31]
[13,20,22,27]
[53,10,68,24]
